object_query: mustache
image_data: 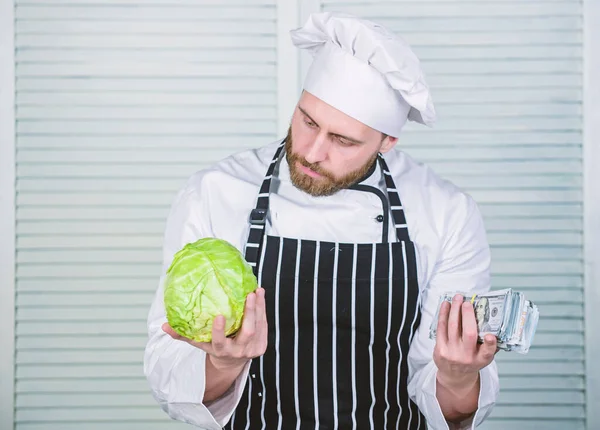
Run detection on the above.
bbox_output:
[294,156,335,180]
[296,157,331,177]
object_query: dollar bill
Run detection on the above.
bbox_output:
[429,288,539,354]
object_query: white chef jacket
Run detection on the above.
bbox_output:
[143,140,500,430]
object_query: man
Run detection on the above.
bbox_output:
[144,12,499,430]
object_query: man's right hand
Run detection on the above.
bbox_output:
[162,287,268,402]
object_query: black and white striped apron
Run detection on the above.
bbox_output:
[226,141,427,429]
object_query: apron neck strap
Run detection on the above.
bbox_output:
[244,140,285,272]
[244,142,411,272]
[377,154,410,242]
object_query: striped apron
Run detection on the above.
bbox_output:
[225,142,427,429]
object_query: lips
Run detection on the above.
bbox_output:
[297,162,322,178]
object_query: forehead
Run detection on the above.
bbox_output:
[298,91,373,134]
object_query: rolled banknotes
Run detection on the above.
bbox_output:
[429,288,539,354]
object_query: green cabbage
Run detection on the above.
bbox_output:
[163,237,258,342]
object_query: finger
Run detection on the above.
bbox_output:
[461,300,479,351]
[477,334,497,365]
[210,315,228,353]
[237,292,257,340]
[435,300,450,346]
[254,288,268,354]
[255,288,267,323]
[448,294,464,345]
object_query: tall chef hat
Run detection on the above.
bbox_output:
[290,12,436,137]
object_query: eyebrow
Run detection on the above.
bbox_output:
[298,106,365,145]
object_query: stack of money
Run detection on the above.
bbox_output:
[429,288,539,354]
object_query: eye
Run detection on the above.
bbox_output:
[304,119,317,128]
[336,136,354,147]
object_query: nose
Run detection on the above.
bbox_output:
[304,133,329,164]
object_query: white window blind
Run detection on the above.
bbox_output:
[319,1,584,429]
[14,1,278,429]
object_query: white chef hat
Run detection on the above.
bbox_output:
[290,12,436,137]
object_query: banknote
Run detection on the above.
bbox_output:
[429,288,539,354]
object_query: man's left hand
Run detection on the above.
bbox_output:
[434,293,497,395]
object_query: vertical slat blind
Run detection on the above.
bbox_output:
[14,1,278,429]
[320,1,584,429]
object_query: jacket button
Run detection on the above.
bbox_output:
[376,215,384,222]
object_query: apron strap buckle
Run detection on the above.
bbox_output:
[249,208,268,225]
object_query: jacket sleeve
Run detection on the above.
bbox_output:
[406,191,500,430]
[143,180,251,429]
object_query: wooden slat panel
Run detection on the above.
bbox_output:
[16,77,276,92]
[497,391,584,405]
[16,207,172,220]
[16,19,276,34]
[15,378,150,393]
[416,87,582,103]
[490,405,584,419]
[491,275,583,289]
[498,361,584,376]
[16,335,149,350]
[16,293,154,308]
[16,279,157,293]
[16,321,148,336]
[16,393,155,408]
[16,5,277,20]
[16,305,151,322]
[16,120,276,134]
[326,0,578,3]
[19,0,275,4]
[16,423,187,430]
[497,346,582,361]
[17,235,163,248]
[15,406,167,422]
[373,16,581,32]
[481,420,583,430]
[321,3,581,18]
[499,376,583,391]
[16,221,163,235]
[16,91,277,105]
[17,364,146,379]
[16,250,161,264]
[16,350,147,365]
[429,74,581,88]
[17,106,277,120]
[480,205,583,218]
[16,34,276,49]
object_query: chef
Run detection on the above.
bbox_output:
[144,11,499,430]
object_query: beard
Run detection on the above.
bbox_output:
[284,127,378,197]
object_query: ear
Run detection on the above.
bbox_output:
[379,135,398,154]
